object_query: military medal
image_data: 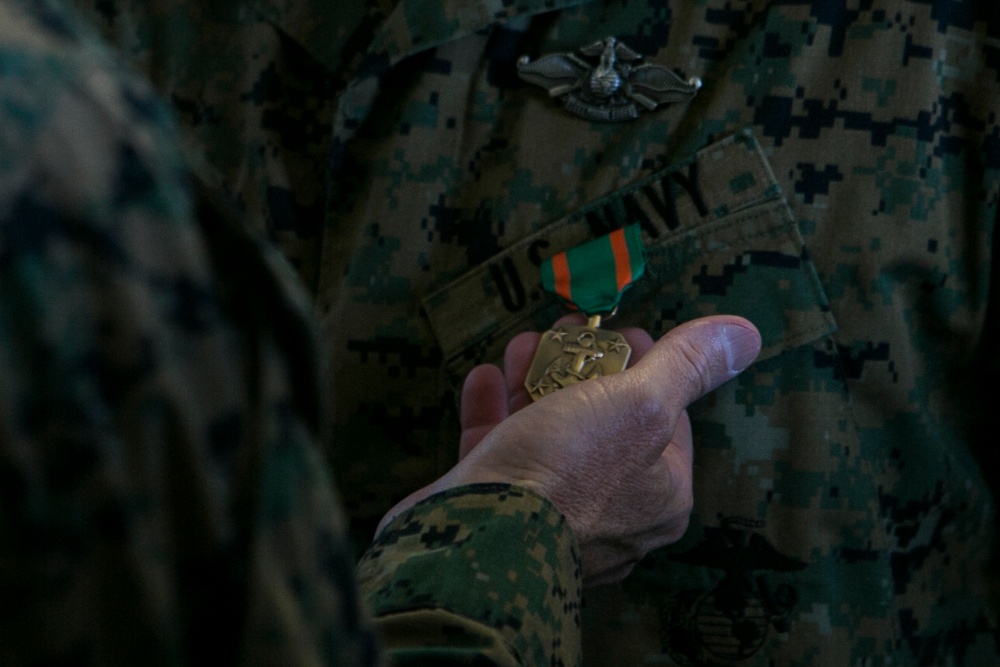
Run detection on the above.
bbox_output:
[517,37,702,122]
[525,225,647,401]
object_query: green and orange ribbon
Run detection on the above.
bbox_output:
[541,224,647,315]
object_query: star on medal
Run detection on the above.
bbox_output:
[546,329,569,343]
[525,225,647,401]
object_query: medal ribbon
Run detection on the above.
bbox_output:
[540,224,647,314]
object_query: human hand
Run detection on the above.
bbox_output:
[376,315,761,586]
[458,314,656,458]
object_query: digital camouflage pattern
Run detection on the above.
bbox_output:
[0,1,582,664]
[67,0,1000,664]
[0,1,376,662]
[359,484,582,666]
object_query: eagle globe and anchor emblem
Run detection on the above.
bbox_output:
[517,36,702,122]
[661,517,807,665]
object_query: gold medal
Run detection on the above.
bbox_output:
[525,225,646,401]
[525,315,630,401]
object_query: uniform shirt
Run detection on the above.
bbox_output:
[0,1,581,664]
[71,0,1000,663]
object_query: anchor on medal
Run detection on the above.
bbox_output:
[525,225,647,402]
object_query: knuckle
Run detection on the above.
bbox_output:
[612,374,667,428]
[672,336,713,397]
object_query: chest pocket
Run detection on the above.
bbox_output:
[422,129,835,389]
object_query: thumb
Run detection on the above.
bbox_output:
[629,315,761,411]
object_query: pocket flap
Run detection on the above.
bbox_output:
[423,130,835,381]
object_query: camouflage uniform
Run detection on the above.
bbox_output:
[0,1,581,664]
[69,0,1000,664]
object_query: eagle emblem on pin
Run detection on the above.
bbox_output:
[517,37,702,122]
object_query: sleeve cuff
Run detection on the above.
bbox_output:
[356,483,582,666]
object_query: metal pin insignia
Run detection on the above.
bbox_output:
[517,36,702,122]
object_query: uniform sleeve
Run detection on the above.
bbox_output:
[3,6,585,667]
[0,1,378,664]
[356,484,583,667]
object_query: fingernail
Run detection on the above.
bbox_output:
[723,323,761,375]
